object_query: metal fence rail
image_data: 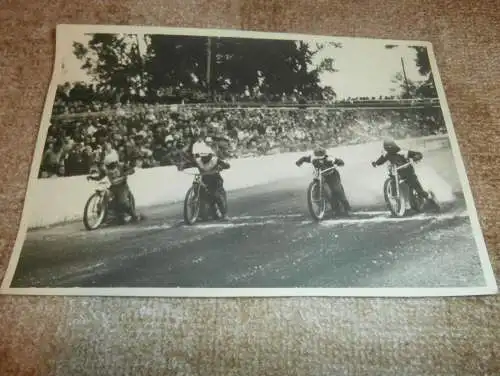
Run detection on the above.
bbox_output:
[51,98,442,120]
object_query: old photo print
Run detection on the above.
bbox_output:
[0,24,497,297]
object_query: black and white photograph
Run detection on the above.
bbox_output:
[0,24,497,296]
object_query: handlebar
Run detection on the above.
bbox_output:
[316,166,337,174]
[181,170,201,176]
[181,169,223,177]
[394,160,413,170]
[87,177,110,191]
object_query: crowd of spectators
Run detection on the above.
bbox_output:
[52,92,319,116]
[52,92,435,116]
[39,101,447,178]
[54,81,347,116]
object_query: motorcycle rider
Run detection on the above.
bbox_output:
[178,137,230,216]
[87,148,140,224]
[296,148,351,215]
[371,139,435,203]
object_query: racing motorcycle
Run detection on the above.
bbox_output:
[383,159,439,217]
[83,176,136,231]
[305,160,348,221]
[183,170,228,225]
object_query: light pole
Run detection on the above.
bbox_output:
[206,37,212,101]
[400,56,411,98]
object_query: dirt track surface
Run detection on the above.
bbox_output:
[10,176,485,289]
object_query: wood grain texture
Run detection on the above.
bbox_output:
[0,1,499,374]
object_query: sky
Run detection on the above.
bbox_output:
[59,34,426,100]
[311,40,424,98]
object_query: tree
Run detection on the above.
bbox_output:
[389,45,438,99]
[71,33,340,103]
[209,37,338,99]
[321,86,337,102]
[390,72,419,98]
[409,46,437,98]
[55,82,71,103]
[73,34,146,101]
[68,82,96,102]
[145,35,208,96]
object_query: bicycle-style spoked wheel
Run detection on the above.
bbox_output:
[212,189,228,219]
[83,192,107,230]
[183,186,201,225]
[383,178,406,217]
[409,187,425,213]
[307,180,327,221]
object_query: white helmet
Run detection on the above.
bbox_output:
[192,141,213,156]
[103,150,119,166]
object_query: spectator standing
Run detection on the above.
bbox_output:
[40,140,64,178]
[65,142,89,176]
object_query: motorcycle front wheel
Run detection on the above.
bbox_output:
[83,192,108,230]
[383,178,406,217]
[307,180,327,221]
[183,186,200,225]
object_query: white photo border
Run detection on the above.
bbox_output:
[0,24,497,297]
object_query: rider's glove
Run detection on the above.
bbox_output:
[371,161,377,167]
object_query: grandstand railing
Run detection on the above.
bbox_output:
[51,98,442,120]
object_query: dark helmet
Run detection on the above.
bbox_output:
[313,148,326,157]
[383,139,400,153]
[201,154,213,164]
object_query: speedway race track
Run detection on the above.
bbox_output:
[10,176,486,289]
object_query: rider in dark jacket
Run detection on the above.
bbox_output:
[296,148,351,215]
[371,139,429,200]
[87,149,139,224]
[178,138,230,212]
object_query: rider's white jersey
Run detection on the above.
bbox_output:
[195,155,219,174]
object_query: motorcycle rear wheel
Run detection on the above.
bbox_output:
[426,191,441,213]
[409,188,425,213]
[120,191,136,223]
[213,188,228,219]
